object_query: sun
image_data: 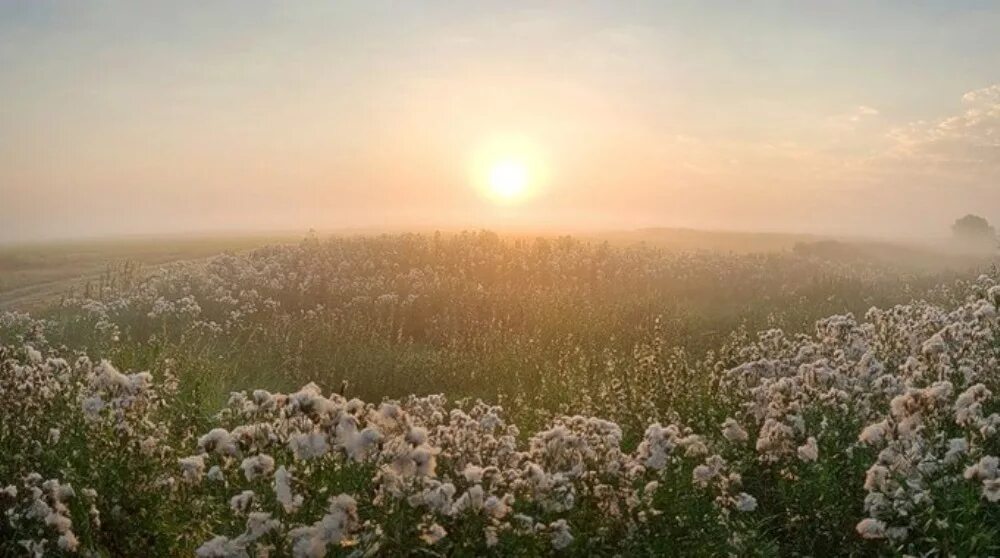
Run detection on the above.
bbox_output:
[471,135,547,204]
[487,160,529,200]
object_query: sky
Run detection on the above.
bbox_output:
[1,1,999,242]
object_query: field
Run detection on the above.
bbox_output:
[2,231,1000,556]
[0,234,303,313]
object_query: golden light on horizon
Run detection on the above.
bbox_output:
[471,135,548,204]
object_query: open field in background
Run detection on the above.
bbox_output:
[0,234,302,312]
[10,229,993,409]
[1,228,991,313]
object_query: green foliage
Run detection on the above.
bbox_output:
[2,232,1000,556]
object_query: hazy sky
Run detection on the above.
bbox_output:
[2,1,999,242]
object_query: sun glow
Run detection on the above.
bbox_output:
[471,135,547,204]
[487,160,529,199]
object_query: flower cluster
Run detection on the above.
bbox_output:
[2,234,999,555]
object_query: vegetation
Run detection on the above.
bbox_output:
[0,234,299,313]
[2,232,1000,556]
[952,215,997,253]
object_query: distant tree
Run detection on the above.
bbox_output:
[951,214,997,251]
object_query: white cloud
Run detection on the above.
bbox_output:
[824,105,881,131]
[886,84,1000,170]
[852,105,880,121]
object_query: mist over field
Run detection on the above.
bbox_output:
[3,3,1000,557]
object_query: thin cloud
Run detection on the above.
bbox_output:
[887,84,1000,169]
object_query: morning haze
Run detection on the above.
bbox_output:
[7,3,1000,556]
[2,1,999,242]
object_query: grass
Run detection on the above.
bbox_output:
[2,230,1000,556]
[0,233,300,312]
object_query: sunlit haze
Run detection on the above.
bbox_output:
[5,4,1000,552]
[487,161,530,201]
[2,1,999,242]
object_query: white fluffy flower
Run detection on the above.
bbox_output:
[548,519,574,550]
[229,490,254,513]
[288,494,358,558]
[983,479,1000,502]
[196,535,247,558]
[199,428,238,457]
[858,421,889,445]
[420,522,447,545]
[855,518,887,539]
[207,466,225,482]
[289,432,329,461]
[240,454,275,481]
[797,437,819,462]
[735,492,757,512]
[274,466,302,513]
[721,418,749,444]
[179,455,206,482]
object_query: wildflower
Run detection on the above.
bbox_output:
[637,423,680,470]
[548,519,574,550]
[755,419,796,460]
[462,464,486,484]
[199,428,239,457]
[245,512,280,540]
[240,454,275,481]
[858,421,889,445]
[692,464,715,486]
[679,434,709,457]
[420,522,447,545]
[964,456,999,481]
[484,526,499,547]
[692,455,726,487]
[944,437,968,464]
[252,389,274,406]
[855,518,887,539]
[989,284,1000,302]
[886,526,909,541]
[955,384,991,426]
[735,492,757,512]
[274,466,302,513]
[335,416,382,461]
[207,466,225,482]
[25,345,43,364]
[921,333,947,356]
[983,479,1000,502]
[453,485,485,514]
[179,455,206,482]
[287,494,358,558]
[57,532,79,552]
[196,536,247,558]
[91,360,152,394]
[405,426,428,446]
[411,445,439,477]
[721,418,749,443]
[864,464,891,492]
[484,494,512,519]
[230,490,255,513]
[81,396,105,418]
[797,437,819,462]
[289,432,329,461]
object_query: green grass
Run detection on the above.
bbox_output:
[2,231,1000,556]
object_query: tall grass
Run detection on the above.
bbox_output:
[2,232,999,556]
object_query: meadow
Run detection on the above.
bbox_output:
[0,234,302,313]
[2,231,1000,556]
